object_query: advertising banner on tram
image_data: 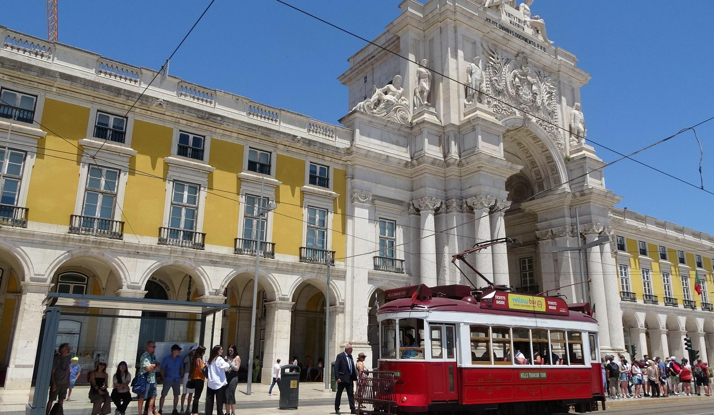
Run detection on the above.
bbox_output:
[486,292,569,315]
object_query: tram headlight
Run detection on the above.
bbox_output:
[401,397,407,403]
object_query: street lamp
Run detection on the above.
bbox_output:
[246,177,277,395]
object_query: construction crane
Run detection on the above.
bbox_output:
[47,0,58,42]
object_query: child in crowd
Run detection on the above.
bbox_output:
[66,357,81,402]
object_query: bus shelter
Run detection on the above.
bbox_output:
[27,292,228,415]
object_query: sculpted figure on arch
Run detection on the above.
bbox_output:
[413,59,432,110]
[570,103,586,145]
[466,56,485,104]
[352,74,411,124]
[484,0,516,11]
[519,0,552,44]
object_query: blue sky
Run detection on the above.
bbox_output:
[4,0,714,234]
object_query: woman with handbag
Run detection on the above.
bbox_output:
[88,361,112,415]
[189,346,207,415]
[224,345,241,415]
[205,345,230,415]
[110,361,132,415]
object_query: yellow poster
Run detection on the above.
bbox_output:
[508,294,546,312]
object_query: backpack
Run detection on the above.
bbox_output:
[670,361,681,375]
[694,365,704,379]
[607,362,620,378]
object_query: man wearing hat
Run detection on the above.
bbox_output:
[160,345,184,415]
[667,356,681,395]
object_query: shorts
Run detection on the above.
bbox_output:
[49,384,68,401]
[696,377,709,386]
[69,379,76,389]
[162,380,181,397]
[143,382,157,399]
[619,373,628,382]
[182,373,195,394]
[669,375,680,385]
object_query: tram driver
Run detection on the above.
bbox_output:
[401,334,419,359]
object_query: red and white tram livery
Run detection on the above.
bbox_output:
[372,284,605,414]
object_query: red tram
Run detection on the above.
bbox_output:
[363,284,605,415]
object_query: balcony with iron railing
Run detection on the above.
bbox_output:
[248,160,271,175]
[299,247,335,266]
[0,104,34,123]
[234,238,275,259]
[177,144,204,161]
[158,227,205,250]
[309,174,329,188]
[643,294,658,305]
[373,257,405,274]
[683,299,697,310]
[69,215,124,239]
[664,297,678,307]
[93,125,126,143]
[702,302,713,312]
[621,291,637,302]
[0,204,28,228]
[515,285,540,295]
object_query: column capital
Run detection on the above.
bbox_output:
[535,229,554,241]
[492,199,511,212]
[466,195,495,211]
[413,196,442,213]
[195,295,227,304]
[630,327,647,335]
[552,225,576,238]
[444,198,466,213]
[265,300,294,311]
[351,189,372,205]
[581,222,605,236]
[329,304,346,314]
[20,282,52,295]
[114,288,148,298]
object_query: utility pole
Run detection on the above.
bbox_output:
[246,177,276,395]
[324,258,331,391]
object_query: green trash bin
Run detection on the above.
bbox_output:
[279,364,301,409]
[331,361,337,391]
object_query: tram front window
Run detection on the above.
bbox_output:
[492,327,511,364]
[568,331,585,365]
[470,326,491,364]
[512,328,531,364]
[399,318,424,359]
[381,319,397,359]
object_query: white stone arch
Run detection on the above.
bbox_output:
[44,249,129,290]
[138,259,211,297]
[644,313,664,330]
[685,316,702,333]
[0,240,34,282]
[665,314,684,332]
[501,116,569,195]
[622,309,642,329]
[366,280,401,305]
[287,276,343,306]
[217,268,281,301]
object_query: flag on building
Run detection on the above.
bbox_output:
[694,271,702,295]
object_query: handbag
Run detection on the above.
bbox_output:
[131,372,148,395]
[202,363,209,378]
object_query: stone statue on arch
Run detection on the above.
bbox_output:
[465,56,485,105]
[413,59,432,111]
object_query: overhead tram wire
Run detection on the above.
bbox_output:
[272,0,714,195]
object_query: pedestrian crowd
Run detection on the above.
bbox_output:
[604,354,712,400]
[46,341,242,415]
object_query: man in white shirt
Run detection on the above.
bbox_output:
[268,359,281,396]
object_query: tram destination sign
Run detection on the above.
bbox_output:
[485,292,569,316]
[520,372,547,380]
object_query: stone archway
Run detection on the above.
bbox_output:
[290,282,327,378]
[367,288,388,368]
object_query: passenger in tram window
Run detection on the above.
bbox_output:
[514,349,528,365]
[533,352,543,365]
[401,334,419,359]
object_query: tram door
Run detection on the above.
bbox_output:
[429,324,458,402]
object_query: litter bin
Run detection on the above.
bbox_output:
[279,365,300,409]
[331,361,337,391]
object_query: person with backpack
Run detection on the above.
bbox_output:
[606,355,621,399]
[694,359,707,396]
[668,356,681,395]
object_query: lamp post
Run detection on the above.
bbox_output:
[246,177,276,395]
[324,258,331,391]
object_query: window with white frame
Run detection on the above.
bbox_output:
[520,257,535,289]
[378,219,396,258]
[662,272,673,299]
[82,166,118,220]
[681,272,692,301]
[616,236,626,251]
[677,250,686,264]
[248,148,271,175]
[702,278,710,304]
[177,132,204,161]
[619,264,631,292]
[659,246,668,261]
[0,88,37,123]
[642,268,653,295]
[169,182,200,231]
[638,241,648,256]
[56,272,88,295]
[0,149,25,206]
[243,195,269,241]
[308,163,329,188]
[94,112,126,143]
[695,254,703,268]
[306,207,327,250]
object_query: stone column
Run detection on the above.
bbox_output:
[667,330,686,359]
[442,199,465,285]
[350,189,372,354]
[261,300,293,384]
[197,295,227,349]
[466,195,494,288]
[490,199,511,287]
[413,197,442,286]
[601,235,625,352]
[330,304,346,358]
[106,289,147,373]
[707,334,714,366]
[584,225,611,349]
[630,327,648,358]
[5,282,52,390]
[649,328,669,360]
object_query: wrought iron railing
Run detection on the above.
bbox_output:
[683,299,697,310]
[702,302,713,312]
[373,257,405,273]
[664,297,678,307]
[355,371,398,415]
[93,125,126,143]
[0,204,28,228]
[177,144,204,161]
[158,227,205,250]
[309,174,329,188]
[0,104,34,123]
[643,294,658,305]
[248,160,271,174]
[69,215,124,239]
[299,247,335,265]
[234,238,275,259]
[621,291,637,302]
